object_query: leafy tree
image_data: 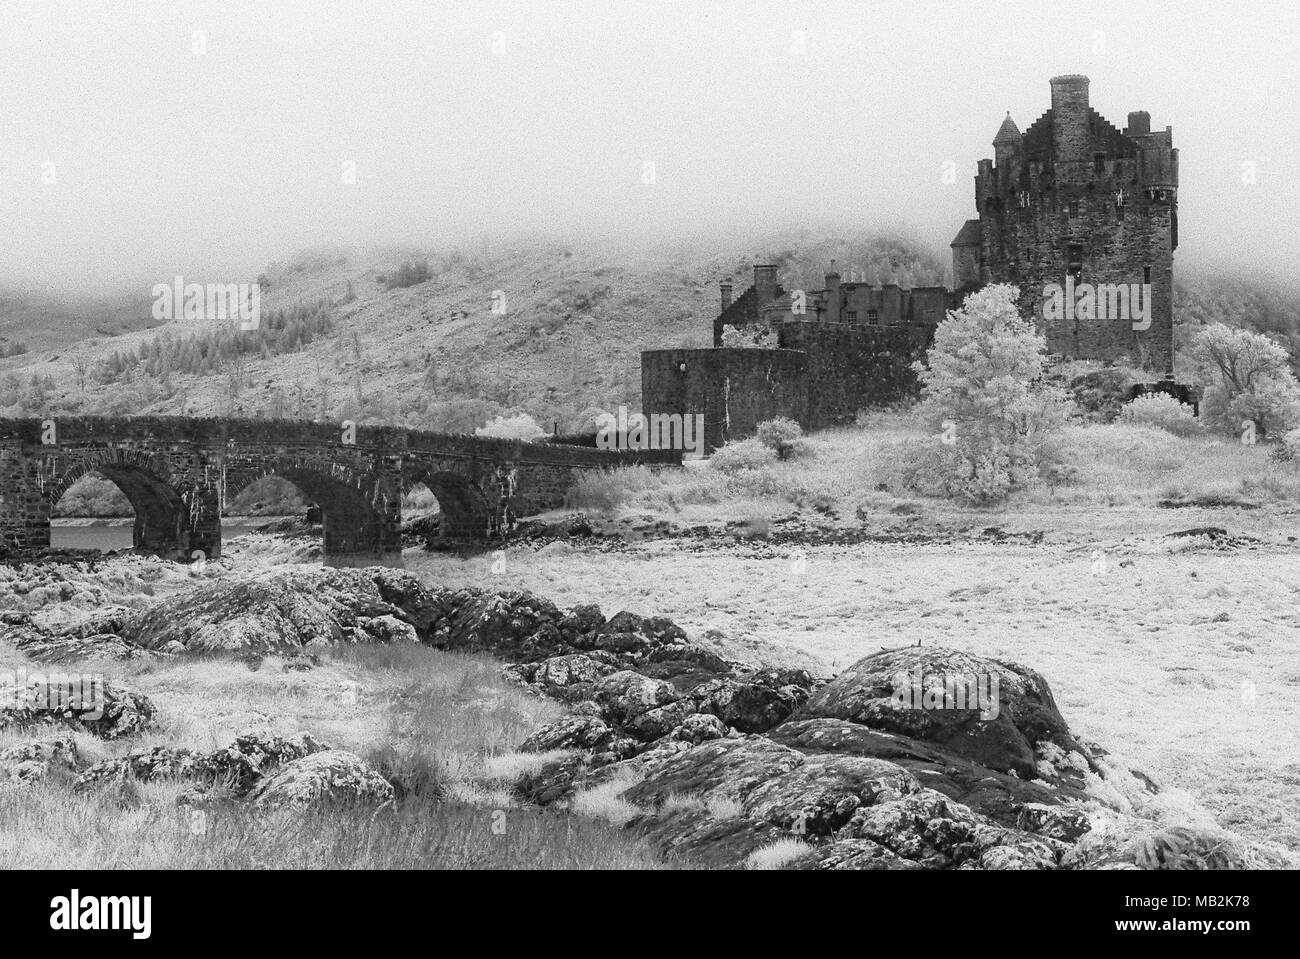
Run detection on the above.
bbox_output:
[906,284,1071,504]
[1191,323,1300,437]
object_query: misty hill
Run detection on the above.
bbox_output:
[1,231,1297,435]
[0,231,946,433]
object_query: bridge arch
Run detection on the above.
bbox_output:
[49,450,191,556]
[224,461,399,557]
[403,468,496,538]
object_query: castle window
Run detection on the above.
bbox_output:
[1068,243,1083,284]
[845,311,858,324]
[867,310,879,326]
[1068,201,1080,218]
[1144,266,1151,285]
[1094,154,1106,173]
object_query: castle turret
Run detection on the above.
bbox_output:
[993,112,1021,160]
[720,279,733,312]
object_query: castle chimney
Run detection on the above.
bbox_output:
[825,262,841,325]
[1050,74,1091,180]
[720,279,733,312]
[1125,111,1151,136]
[753,264,778,306]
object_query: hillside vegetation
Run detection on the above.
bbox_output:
[1,232,1297,436]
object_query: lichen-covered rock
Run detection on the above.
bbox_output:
[518,715,614,753]
[623,700,695,742]
[689,677,800,733]
[356,614,419,644]
[668,712,730,745]
[74,731,328,794]
[793,838,924,871]
[0,735,78,784]
[1017,801,1093,842]
[621,736,805,807]
[743,755,921,836]
[839,788,984,868]
[0,677,155,740]
[248,750,393,810]
[533,653,616,691]
[590,670,680,724]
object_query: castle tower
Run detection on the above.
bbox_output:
[950,75,1178,374]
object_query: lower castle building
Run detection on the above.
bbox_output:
[642,75,1183,453]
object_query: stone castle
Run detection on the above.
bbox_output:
[642,75,1181,452]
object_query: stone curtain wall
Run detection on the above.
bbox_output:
[779,323,935,427]
[641,348,809,454]
[0,417,678,560]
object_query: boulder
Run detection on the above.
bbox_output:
[800,647,1080,779]
[248,750,393,810]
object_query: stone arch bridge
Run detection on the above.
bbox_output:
[0,417,678,561]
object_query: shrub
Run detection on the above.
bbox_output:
[385,258,431,290]
[708,437,777,472]
[755,418,806,460]
[1117,393,1203,438]
[720,324,776,349]
[475,413,547,442]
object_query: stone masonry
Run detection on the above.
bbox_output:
[0,417,678,561]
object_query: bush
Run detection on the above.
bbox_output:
[475,413,547,441]
[708,437,777,472]
[1117,393,1203,438]
[386,259,432,290]
[755,417,807,460]
[720,324,776,349]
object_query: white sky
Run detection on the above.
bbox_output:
[1,0,1297,291]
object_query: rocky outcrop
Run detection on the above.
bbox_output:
[5,565,1281,868]
[74,731,329,795]
[499,633,1288,870]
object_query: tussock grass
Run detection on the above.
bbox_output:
[744,838,813,870]
[0,640,676,869]
[0,784,673,869]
